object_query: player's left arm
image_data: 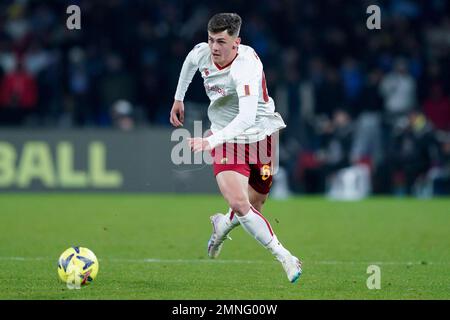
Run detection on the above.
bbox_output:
[189,60,259,152]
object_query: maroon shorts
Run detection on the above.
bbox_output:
[211,135,274,195]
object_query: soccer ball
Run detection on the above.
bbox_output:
[57,246,99,287]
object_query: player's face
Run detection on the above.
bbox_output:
[208,31,240,66]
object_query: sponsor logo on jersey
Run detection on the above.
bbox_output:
[204,83,227,96]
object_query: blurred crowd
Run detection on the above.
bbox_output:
[0,0,449,195]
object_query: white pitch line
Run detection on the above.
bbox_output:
[0,256,448,265]
[0,257,47,261]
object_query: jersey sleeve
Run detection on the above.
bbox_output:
[230,57,261,98]
[174,43,207,101]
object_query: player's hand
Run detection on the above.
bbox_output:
[170,100,184,127]
[187,137,211,153]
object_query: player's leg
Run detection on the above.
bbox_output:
[248,184,268,212]
[207,142,249,259]
[207,170,248,258]
[216,170,252,214]
[207,183,268,259]
[221,208,240,230]
[243,163,302,283]
[209,170,274,261]
[212,183,268,233]
[208,137,302,282]
[215,170,301,283]
[210,184,267,238]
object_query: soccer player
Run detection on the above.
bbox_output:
[170,13,302,283]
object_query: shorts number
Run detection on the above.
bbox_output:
[261,164,271,181]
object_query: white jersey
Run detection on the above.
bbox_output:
[174,42,286,145]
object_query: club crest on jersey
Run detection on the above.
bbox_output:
[203,68,210,76]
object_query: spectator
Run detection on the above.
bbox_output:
[351,69,384,166]
[422,83,450,131]
[111,99,135,131]
[0,0,449,196]
[0,60,38,125]
[340,57,363,116]
[67,47,92,126]
[387,109,440,195]
[433,139,450,194]
[299,109,354,193]
[421,138,450,196]
[380,58,417,124]
[319,109,354,175]
[314,67,345,118]
[99,53,136,126]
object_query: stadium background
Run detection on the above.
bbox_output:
[1,0,450,196]
[0,0,449,196]
[0,0,449,301]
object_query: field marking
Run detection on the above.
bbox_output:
[0,256,448,266]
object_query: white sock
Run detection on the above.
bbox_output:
[224,208,240,229]
[237,206,291,260]
[266,235,291,260]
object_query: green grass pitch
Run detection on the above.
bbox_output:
[0,194,449,299]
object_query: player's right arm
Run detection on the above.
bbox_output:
[170,100,184,127]
[170,43,204,127]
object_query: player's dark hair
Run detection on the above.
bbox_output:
[207,13,242,37]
